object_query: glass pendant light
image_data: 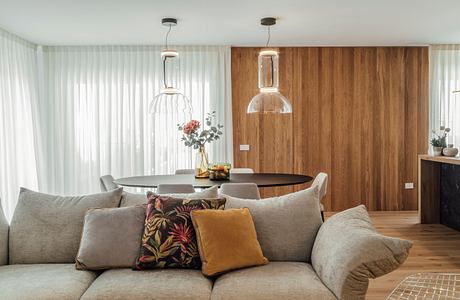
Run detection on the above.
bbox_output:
[247,17,292,114]
[149,18,192,115]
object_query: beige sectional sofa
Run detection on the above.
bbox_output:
[0,188,412,300]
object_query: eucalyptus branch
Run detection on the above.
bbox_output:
[178,111,224,149]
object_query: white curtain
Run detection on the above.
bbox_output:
[0,29,39,220]
[36,45,232,195]
[430,45,460,150]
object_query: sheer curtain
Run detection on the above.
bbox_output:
[430,45,460,150]
[0,29,39,220]
[36,45,232,195]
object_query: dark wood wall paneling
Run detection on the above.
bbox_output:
[232,47,428,211]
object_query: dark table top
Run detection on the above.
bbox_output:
[114,173,313,188]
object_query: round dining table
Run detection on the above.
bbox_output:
[114,173,313,188]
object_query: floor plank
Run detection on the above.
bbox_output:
[325,211,460,299]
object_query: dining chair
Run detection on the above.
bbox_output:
[175,169,195,175]
[220,183,261,200]
[99,175,119,192]
[156,184,195,194]
[311,172,328,221]
[231,168,254,174]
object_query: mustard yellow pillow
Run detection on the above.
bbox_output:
[191,208,268,276]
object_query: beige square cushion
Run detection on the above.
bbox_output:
[81,268,213,300]
[311,205,412,300]
[0,200,8,266]
[9,187,123,264]
[76,205,145,270]
[0,264,96,300]
[211,262,336,300]
[225,187,322,262]
[120,186,218,207]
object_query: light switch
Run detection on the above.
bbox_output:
[404,182,414,189]
[240,144,250,151]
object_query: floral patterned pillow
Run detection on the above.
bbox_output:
[134,192,226,270]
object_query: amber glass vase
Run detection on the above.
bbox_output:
[195,146,209,178]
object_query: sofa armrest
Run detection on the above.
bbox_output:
[311,205,412,300]
[0,200,8,265]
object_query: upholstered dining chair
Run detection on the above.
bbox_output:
[230,168,254,174]
[175,169,195,175]
[99,175,119,192]
[220,183,261,200]
[311,172,328,221]
[156,184,195,194]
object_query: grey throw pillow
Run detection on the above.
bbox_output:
[9,187,123,264]
[225,186,322,262]
[76,206,146,270]
[120,186,218,207]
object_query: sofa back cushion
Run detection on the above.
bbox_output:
[0,199,8,266]
[9,187,123,264]
[224,186,322,262]
[119,186,218,207]
[76,205,146,270]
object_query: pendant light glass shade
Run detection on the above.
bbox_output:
[247,91,292,114]
[247,49,292,114]
[150,19,192,115]
[149,90,192,114]
[247,18,292,114]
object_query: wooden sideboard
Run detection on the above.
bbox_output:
[418,155,460,228]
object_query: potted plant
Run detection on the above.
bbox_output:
[178,112,224,178]
[430,126,450,156]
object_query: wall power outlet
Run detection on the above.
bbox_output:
[240,144,250,151]
[404,182,414,189]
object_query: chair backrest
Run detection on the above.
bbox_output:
[175,169,195,175]
[231,168,254,174]
[220,183,261,200]
[99,175,119,192]
[156,184,195,194]
[311,172,328,201]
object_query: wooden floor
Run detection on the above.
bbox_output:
[323,211,460,299]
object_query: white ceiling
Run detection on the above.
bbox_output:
[0,0,459,46]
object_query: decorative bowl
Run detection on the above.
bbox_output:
[208,163,231,181]
[443,147,459,157]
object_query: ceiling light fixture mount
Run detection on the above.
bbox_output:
[260,17,276,26]
[161,18,178,27]
[247,17,292,114]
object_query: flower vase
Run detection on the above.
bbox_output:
[432,146,443,156]
[195,146,209,178]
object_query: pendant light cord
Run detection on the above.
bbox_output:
[163,24,173,88]
[165,24,172,49]
[265,25,275,87]
[265,25,271,47]
[163,57,167,88]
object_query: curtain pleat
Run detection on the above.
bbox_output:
[430,45,460,151]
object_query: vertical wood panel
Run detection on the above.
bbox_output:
[232,47,428,211]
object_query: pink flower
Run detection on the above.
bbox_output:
[183,120,200,135]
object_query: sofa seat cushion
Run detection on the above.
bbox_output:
[0,264,97,300]
[211,262,336,300]
[81,268,213,300]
